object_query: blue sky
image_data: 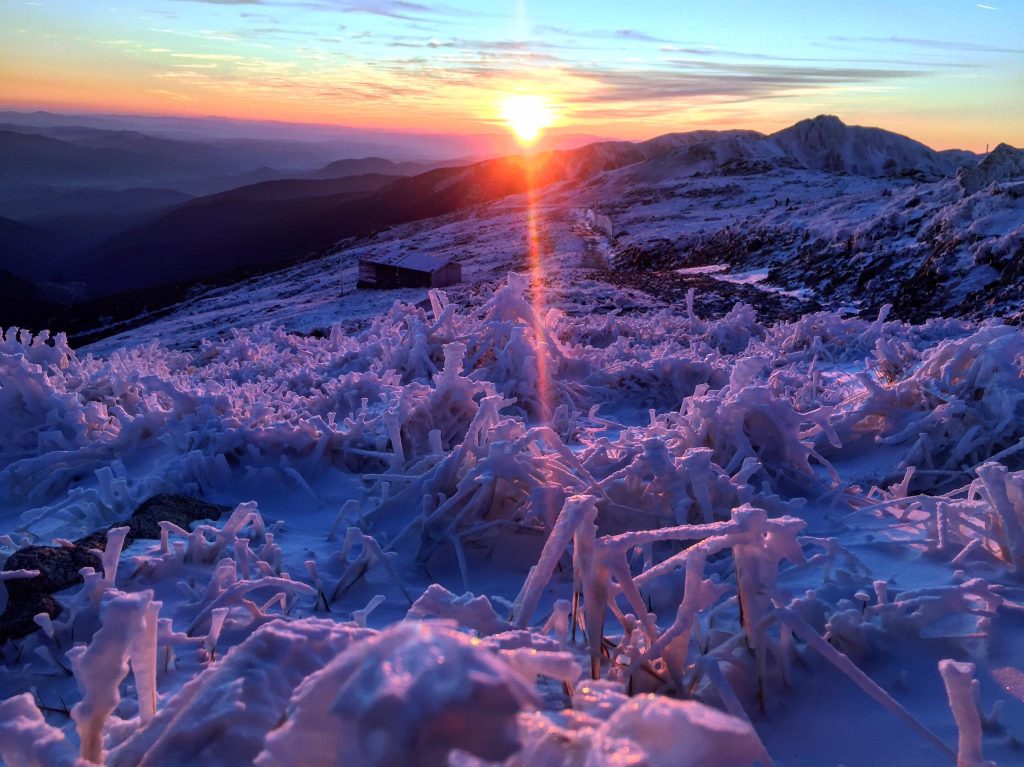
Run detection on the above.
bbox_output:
[1,0,1021,148]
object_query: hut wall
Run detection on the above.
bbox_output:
[431,262,462,287]
[357,259,460,289]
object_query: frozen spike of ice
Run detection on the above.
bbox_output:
[939,660,995,767]
[512,494,598,629]
[92,526,130,588]
[69,590,159,765]
[203,607,229,659]
[0,568,41,581]
[130,598,162,725]
[354,594,386,627]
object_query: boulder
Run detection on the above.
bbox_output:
[127,493,229,540]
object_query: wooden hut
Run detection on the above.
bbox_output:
[357,253,462,290]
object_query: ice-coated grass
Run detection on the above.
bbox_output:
[1,276,1022,766]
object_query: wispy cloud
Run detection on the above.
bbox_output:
[386,35,576,57]
[828,35,1023,54]
[660,46,975,69]
[533,25,673,45]
[303,0,485,23]
[146,88,194,101]
[330,1,439,20]
[171,0,263,4]
[566,60,925,105]
[613,29,672,44]
[169,52,245,60]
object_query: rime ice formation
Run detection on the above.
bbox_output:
[2,272,1024,766]
[256,621,539,767]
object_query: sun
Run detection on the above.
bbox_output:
[500,94,554,145]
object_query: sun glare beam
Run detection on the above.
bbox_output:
[500,94,554,145]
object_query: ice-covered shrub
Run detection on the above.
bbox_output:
[0,329,93,461]
[830,324,1024,489]
[125,502,314,636]
[106,618,372,767]
[632,382,840,499]
[848,461,1024,574]
[502,492,959,760]
[4,274,1023,766]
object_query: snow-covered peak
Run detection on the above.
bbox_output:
[767,114,955,178]
[958,142,1024,195]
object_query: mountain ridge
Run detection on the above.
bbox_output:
[3,115,1018,333]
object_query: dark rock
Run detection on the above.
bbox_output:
[1,495,225,592]
[127,494,229,540]
[74,528,115,552]
[0,494,229,642]
[0,592,60,643]
[4,544,101,598]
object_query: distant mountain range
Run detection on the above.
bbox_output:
[0,124,435,195]
[0,109,606,162]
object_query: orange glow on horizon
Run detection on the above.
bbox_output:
[2,68,1010,153]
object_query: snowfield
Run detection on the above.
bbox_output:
[2,264,1024,766]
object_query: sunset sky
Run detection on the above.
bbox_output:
[1,0,1021,150]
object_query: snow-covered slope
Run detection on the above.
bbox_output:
[616,130,786,184]
[573,127,1019,322]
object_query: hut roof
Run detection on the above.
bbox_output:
[359,251,458,273]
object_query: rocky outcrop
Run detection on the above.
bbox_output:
[958,143,1024,195]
